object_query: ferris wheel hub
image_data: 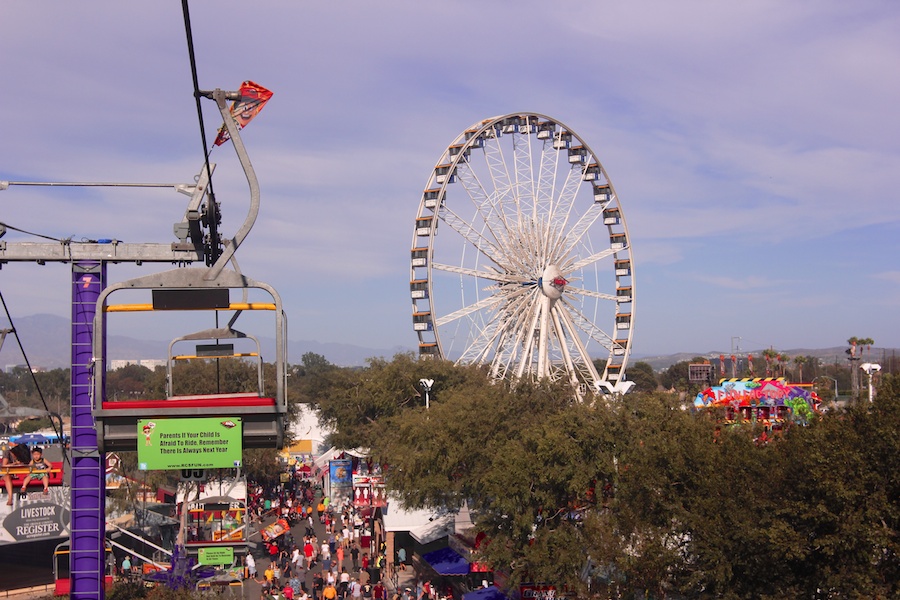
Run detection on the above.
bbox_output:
[540,265,567,300]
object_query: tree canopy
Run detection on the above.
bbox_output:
[305,355,900,598]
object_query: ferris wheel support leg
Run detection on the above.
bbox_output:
[549,305,579,388]
[555,302,605,391]
[537,296,552,379]
[516,299,541,379]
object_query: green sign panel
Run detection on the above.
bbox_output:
[198,546,234,566]
[137,417,243,470]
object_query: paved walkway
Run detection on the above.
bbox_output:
[244,490,381,600]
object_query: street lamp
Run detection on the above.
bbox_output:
[814,375,839,403]
[419,379,434,410]
[860,363,881,402]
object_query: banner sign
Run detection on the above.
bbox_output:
[137,417,243,470]
[329,458,353,507]
[0,489,70,544]
[199,546,234,566]
[330,459,352,487]
[352,474,387,507]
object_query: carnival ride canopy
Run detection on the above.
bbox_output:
[694,378,819,423]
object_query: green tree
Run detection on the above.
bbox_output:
[107,364,157,400]
[15,416,53,433]
[296,354,900,597]
[308,353,482,449]
[624,361,658,393]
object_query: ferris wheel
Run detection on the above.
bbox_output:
[409,113,635,395]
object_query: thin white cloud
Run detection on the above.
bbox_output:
[1,0,898,357]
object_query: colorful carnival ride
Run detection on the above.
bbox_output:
[694,378,820,426]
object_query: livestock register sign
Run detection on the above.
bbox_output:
[137,417,243,470]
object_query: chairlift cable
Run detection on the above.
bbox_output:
[0,289,70,468]
[180,0,221,265]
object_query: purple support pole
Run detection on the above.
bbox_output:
[70,262,106,600]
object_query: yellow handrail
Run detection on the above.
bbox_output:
[105,302,276,313]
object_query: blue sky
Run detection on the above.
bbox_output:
[1,1,898,359]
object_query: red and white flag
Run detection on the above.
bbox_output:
[213,80,273,146]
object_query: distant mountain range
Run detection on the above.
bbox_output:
[0,314,890,373]
[0,314,409,370]
[633,349,872,372]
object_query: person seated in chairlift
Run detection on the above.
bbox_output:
[21,447,51,495]
[2,441,30,505]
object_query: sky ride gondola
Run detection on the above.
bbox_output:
[91,268,288,453]
[89,86,288,454]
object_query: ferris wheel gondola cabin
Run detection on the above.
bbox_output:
[91,267,288,453]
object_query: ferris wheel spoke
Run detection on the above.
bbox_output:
[449,133,518,251]
[454,156,516,249]
[559,297,620,351]
[557,201,607,260]
[564,286,617,302]
[468,288,540,381]
[512,128,536,222]
[431,262,529,285]
[435,295,501,328]
[437,205,509,268]
[536,139,562,256]
[483,133,517,221]
[563,247,618,273]
[545,166,587,257]
[549,304,580,386]
[457,313,505,365]
[514,294,544,380]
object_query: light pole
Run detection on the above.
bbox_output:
[419,379,434,410]
[813,375,839,403]
[860,363,881,402]
[731,336,742,377]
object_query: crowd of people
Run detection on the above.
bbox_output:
[103,467,450,600]
[247,475,395,600]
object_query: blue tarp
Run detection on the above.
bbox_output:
[421,547,469,575]
[462,586,505,600]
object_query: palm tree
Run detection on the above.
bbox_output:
[859,337,874,359]
[762,348,778,377]
[777,353,789,377]
[793,355,807,382]
[847,337,874,399]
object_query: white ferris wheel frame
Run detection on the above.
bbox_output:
[409,113,635,395]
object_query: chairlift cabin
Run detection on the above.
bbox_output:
[92,267,288,453]
[184,495,248,556]
[0,437,66,485]
[166,330,266,399]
